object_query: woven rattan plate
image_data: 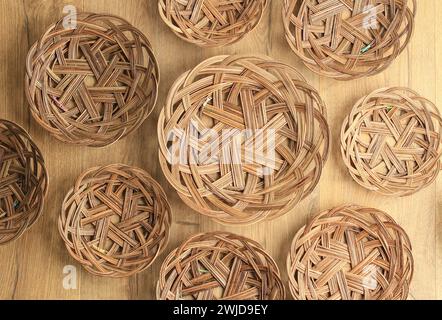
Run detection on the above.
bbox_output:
[157,231,285,300]
[25,13,159,147]
[341,87,442,197]
[287,204,414,300]
[58,164,171,277]
[0,119,48,245]
[158,0,268,47]
[158,55,330,225]
[283,0,416,80]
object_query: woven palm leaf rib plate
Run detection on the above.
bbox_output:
[287,204,414,300]
[282,0,416,80]
[58,164,171,277]
[25,13,159,147]
[341,87,442,197]
[0,120,48,245]
[158,55,330,225]
[157,232,285,300]
[158,0,268,47]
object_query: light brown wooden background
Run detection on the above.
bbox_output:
[0,0,440,300]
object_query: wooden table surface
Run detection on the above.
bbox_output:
[0,0,440,300]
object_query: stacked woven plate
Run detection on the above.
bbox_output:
[158,54,330,225]
[158,0,268,47]
[0,120,48,245]
[283,0,416,80]
[25,13,159,147]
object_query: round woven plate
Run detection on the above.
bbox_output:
[158,0,268,47]
[282,0,416,80]
[341,87,442,197]
[0,119,48,245]
[58,164,171,277]
[157,231,285,300]
[158,55,330,225]
[287,204,414,300]
[25,13,159,147]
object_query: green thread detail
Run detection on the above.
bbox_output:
[361,44,371,53]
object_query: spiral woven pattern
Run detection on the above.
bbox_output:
[0,119,48,245]
[158,55,330,225]
[287,204,414,300]
[158,0,268,47]
[25,13,159,147]
[157,232,285,300]
[283,0,416,80]
[341,87,442,197]
[59,164,171,277]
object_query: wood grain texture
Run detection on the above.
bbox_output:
[0,0,440,300]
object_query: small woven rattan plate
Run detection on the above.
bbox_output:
[341,87,442,197]
[25,13,159,147]
[287,204,414,300]
[158,0,268,47]
[158,55,330,225]
[0,119,48,245]
[157,231,285,300]
[58,164,171,277]
[283,0,416,80]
